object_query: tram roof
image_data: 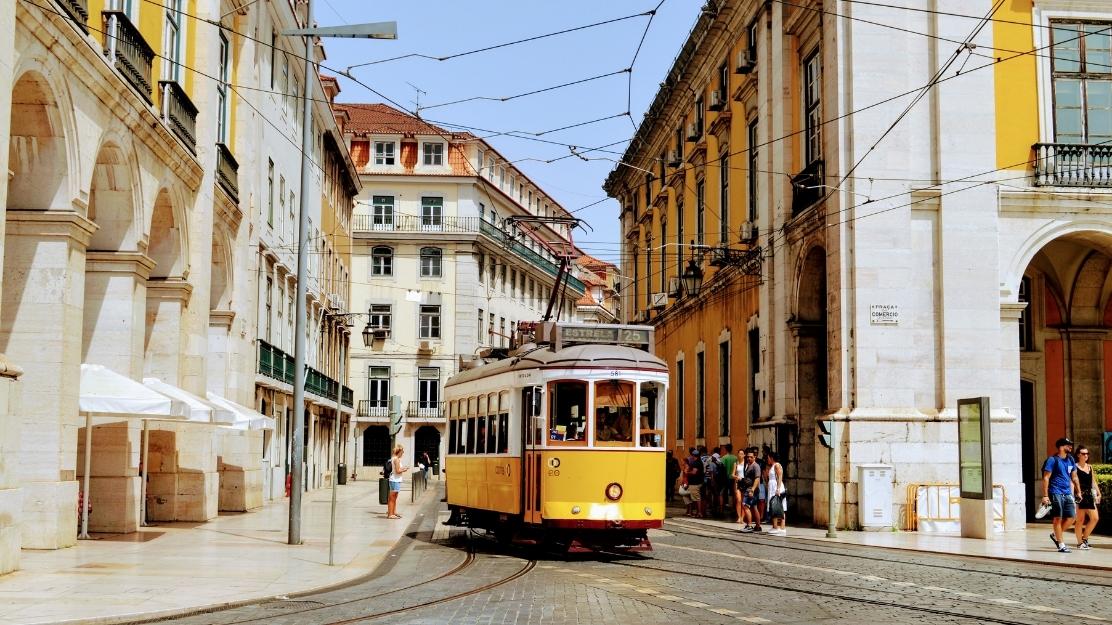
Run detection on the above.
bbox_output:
[445,343,667,388]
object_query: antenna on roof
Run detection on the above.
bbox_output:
[406,81,427,114]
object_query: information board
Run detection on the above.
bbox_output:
[957,396,992,500]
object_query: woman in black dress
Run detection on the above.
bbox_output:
[1072,445,1101,550]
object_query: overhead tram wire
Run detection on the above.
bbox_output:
[417,68,632,112]
[625,0,668,129]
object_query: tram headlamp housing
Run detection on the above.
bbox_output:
[571,505,581,515]
[605,482,623,501]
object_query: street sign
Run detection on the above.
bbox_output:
[817,419,833,449]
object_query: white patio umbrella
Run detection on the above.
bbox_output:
[78,364,187,539]
[207,392,276,431]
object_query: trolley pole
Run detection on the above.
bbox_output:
[329,337,346,565]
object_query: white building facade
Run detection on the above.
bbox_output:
[336,104,585,471]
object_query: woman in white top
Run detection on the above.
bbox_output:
[765,450,786,535]
[387,445,409,520]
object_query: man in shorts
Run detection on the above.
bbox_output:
[686,448,705,517]
[738,450,762,533]
[1042,437,1083,553]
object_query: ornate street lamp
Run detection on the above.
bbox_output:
[681,258,704,298]
[361,321,374,347]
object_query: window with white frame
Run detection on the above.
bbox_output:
[216,33,229,144]
[419,305,441,339]
[366,367,390,416]
[368,304,392,331]
[371,246,393,276]
[804,50,822,164]
[162,0,183,82]
[418,367,440,411]
[422,142,445,166]
[374,141,396,165]
[1050,22,1112,145]
[421,196,443,229]
[420,247,443,278]
[371,195,394,229]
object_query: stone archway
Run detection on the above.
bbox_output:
[1017,231,1112,517]
[792,245,827,523]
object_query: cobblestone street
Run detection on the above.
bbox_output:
[149,493,1112,625]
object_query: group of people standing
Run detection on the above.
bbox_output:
[667,444,787,535]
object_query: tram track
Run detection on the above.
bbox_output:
[664,518,1112,587]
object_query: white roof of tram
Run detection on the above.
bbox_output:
[445,343,667,389]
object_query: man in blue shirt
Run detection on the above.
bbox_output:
[1042,437,1083,553]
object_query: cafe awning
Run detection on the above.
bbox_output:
[143,377,235,424]
[206,392,276,431]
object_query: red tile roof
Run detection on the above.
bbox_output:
[335,103,467,138]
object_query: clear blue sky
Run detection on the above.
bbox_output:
[321,1,703,264]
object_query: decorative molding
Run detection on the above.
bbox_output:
[4,209,98,247]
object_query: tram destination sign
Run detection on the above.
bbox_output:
[539,322,654,352]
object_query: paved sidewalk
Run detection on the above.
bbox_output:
[676,513,1112,569]
[0,477,441,625]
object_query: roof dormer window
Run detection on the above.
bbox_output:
[374,140,396,166]
[422,141,445,166]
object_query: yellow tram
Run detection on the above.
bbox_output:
[443,322,668,551]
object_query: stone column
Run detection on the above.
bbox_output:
[143,278,192,383]
[2,210,96,548]
[79,251,154,533]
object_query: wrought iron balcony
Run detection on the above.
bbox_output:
[258,340,352,407]
[1033,142,1112,188]
[406,401,444,420]
[358,400,389,419]
[216,143,239,202]
[159,80,198,153]
[58,0,89,32]
[791,159,826,216]
[102,11,154,102]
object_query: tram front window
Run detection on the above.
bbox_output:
[639,382,665,447]
[594,380,634,446]
[549,381,587,444]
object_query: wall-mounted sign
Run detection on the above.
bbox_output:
[870,304,900,326]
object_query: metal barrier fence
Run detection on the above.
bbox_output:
[905,483,1006,532]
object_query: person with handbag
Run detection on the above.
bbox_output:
[1071,445,1101,550]
[765,450,787,535]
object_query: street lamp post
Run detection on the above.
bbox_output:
[282,1,396,546]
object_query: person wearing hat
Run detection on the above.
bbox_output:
[1042,437,1083,553]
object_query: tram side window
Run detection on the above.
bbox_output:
[522,386,543,445]
[639,382,665,447]
[594,380,634,446]
[549,381,587,444]
[448,419,458,455]
[486,414,497,452]
[466,416,476,454]
[476,415,487,454]
[498,413,509,453]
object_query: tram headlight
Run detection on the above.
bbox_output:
[605,482,623,501]
[644,507,652,516]
[571,505,581,515]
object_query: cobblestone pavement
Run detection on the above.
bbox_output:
[147,500,1112,625]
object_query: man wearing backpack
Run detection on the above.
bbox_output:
[1042,437,1083,553]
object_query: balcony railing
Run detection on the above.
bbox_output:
[791,159,826,216]
[406,401,444,420]
[358,400,389,418]
[159,80,198,153]
[102,11,154,102]
[216,143,239,202]
[58,0,89,32]
[1033,143,1112,188]
[258,340,353,407]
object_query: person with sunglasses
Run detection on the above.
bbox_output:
[1042,437,1083,553]
[1070,445,1101,550]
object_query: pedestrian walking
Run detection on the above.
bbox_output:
[420,451,432,481]
[687,447,706,517]
[386,445,409,520]
[1069,445,1101,550]
[737,449,762,533]
[721,444,738,513]
[1042,437,1082,553]
[666,450,681,503]
[766,450,787,535]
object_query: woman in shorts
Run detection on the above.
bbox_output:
[386,445,409,519]
[1072,445,1101,550]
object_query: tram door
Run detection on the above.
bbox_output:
[522,386,543,523]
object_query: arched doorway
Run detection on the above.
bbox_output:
[793,246,827,523]
[363,425,390,468]
[1018,232,1112,520]
[414,425,441,469]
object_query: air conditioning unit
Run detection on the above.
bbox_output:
[371,327,390,340]
[687,122,701,142]
[740,220,758,243]
[667,276,682,297]
[736,50,756,74]
[418,340,436,353]
[650,292,667,310]
[667,149,682,168]
[709,90,725,111]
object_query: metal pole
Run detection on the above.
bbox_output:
[827,418,837,539]
[140,420,150,526]
[328,334,345,565]
[289,0,314,546]
[79,412,93,539]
